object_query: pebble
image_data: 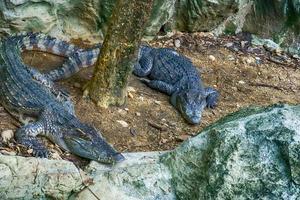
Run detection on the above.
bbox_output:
[127,87,136,93]
[1,130,14,143]
[227,55,235,61]
[117,120,129,128]
[224,42,234,48]
[135,112,141,117]
[208,55,216,62]
[174,39,181,48]
[238,80,246,84]
[128,92,134,99]
[177,135,190,141]
[241,41,248,48]
[154,100,161,105]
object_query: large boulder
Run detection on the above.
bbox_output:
[0,0,176,41]
[162,104,300,199]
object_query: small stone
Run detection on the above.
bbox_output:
[117,120,129,128]
[136,112,141,117]
[241,41,248,48]
[238,80,246,84]
[174,39,181,48]
[160,138,168,144]
[124,108,129,111]
[154,100,161,105]
[73,82,81,88]
[177,135,190,141]
[118,109,127,115]
[127,87,136,93]
[1,130,14,143]
[246,57,256,64]
[227,55,235,61]
[208,55,216,62]
[128,92,134,99]
[225,42,234,48]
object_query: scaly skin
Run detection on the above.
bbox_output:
[0,36,124,163]
[13,33,219,124]
[134,46,219,124]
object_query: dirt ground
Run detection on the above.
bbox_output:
[0,32,299,164]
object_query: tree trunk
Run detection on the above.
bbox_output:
[84,0,154,107]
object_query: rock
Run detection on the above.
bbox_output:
[74,152,175,200]
[0,0,176,40]
[154,100,161,105]
[176,135,190,141]
[208,55,216,62]
[238,80,245,84]
[0,155,88,199]
[1,130,14,143]
[127,86,136,93]
[225,42,234,48]
[227,54,235,61]
[128,92,134,99]
[135,112,141,117]
[162,104,300,199]
[174,39,181,48]
[1,104,300,199]
[117,120,129,128]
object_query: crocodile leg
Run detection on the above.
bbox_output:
[15,121,49,158]
[204,87,219,108]
[133,56,154,77]
[147,80,175,95]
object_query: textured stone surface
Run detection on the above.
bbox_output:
[0,155,87,199]
[175,0,239,32]
[162,104,300,199]
[72,152,175,200]
[0,104,300,199]
[0,0,175,41]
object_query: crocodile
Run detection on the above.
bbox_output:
[15,33,219,124]
[0,35,124,163]
[133,46,219,124]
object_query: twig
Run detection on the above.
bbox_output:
[249,82,285,91]
[147,121,167,131]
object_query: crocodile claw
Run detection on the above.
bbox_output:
[32,148,49,158]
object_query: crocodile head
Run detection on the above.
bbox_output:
[62,123,125,164]
[171,89,206,124]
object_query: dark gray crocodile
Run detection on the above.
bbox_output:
[133,46,219,124]
[0,34,124,163]
[16,33,219,124]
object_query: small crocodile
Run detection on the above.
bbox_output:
[0,35,124,163]
[133,46,219,124]
[15,33,219,124]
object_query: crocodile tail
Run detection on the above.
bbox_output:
[9,32,81,57]
[45,46,101,81]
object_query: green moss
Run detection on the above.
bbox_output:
[224,21,237,35]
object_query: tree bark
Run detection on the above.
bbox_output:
[84,0,154,107]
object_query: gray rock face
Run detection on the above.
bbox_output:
[162,104,300,199]
[0,155,88,199]
[0,0,176,41]
[0,104,299,199]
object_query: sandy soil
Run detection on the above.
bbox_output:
[0,32,299,164]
